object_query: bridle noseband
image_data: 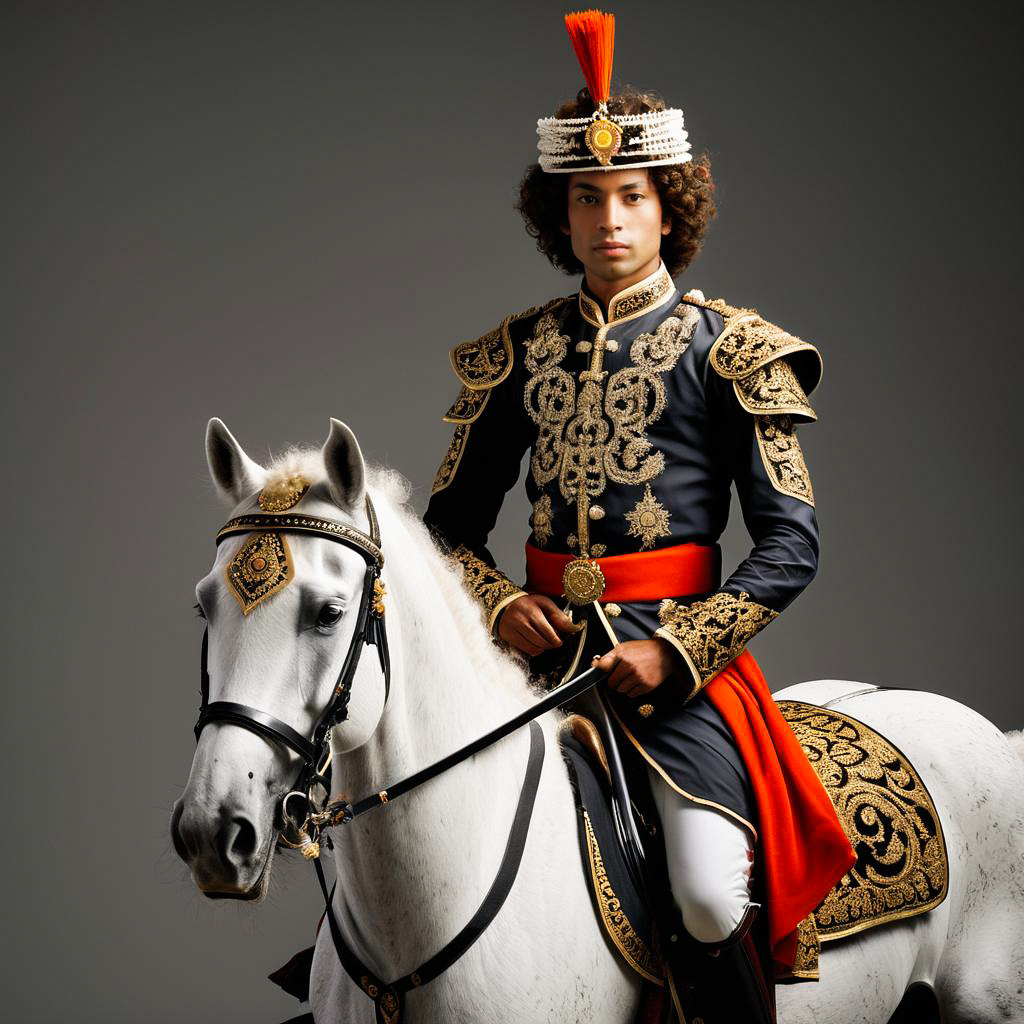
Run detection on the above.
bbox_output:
[194,495,391,836]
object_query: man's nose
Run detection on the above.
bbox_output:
[598,200,623,231]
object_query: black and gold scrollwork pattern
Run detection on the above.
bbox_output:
[226,532,294,614]
[734,356,816,421]
[777,700,949,967]
[450,544,526,632]
[655,591,778,697]
[450,296,572,391]
[443,385,490,424]
[582,810,662,982]
[431,424,470,495]
[756,415,815,507]
[523,304,700,508]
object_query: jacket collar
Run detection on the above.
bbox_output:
[578,262,675,329]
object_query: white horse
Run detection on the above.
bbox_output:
[172,418,1024,1024]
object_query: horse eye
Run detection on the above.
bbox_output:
[317,603,344,628]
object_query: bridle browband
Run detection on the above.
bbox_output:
[194,495,391,810]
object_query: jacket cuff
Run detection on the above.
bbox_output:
[450,545,526,635]
[656,591,779,700]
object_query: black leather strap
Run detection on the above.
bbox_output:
[194,702,318,762]
[315,719,546,1022]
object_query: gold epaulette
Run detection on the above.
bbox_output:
[683,289,822,421]
[447,296,572,395]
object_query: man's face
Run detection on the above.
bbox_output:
[562,168,670,286]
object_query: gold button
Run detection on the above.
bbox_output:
[604,603,622,617]
[589,505,605,520]
[605,339,619,352]
[638,703,654,718]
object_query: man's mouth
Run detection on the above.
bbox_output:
[595,242,629,253]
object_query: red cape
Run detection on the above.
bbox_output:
[705,650,856,972]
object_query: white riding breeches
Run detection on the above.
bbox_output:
[648,767,755,944]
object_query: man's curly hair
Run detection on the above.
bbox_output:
[516,89,715,277]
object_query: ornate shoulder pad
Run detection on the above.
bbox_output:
[683,290,822,412]
[448,296,572,391]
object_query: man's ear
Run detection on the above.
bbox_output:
[661,217,672,236]
[560,222,571,236]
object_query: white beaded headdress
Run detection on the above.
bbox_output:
[537,10,692,174]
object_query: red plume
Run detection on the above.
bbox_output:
[564,10,615,106]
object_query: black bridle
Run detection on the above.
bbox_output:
[194,496,390,815]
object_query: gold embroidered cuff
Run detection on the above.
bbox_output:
[488,589,529,635]
[653,627,704,700]
[451,545,525,633]
[656,591,779,698]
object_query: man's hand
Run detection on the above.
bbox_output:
[593,638,682,699]
[498,594,580,656]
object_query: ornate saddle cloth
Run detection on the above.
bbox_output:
[778,700,949,980]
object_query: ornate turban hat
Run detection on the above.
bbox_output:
[536,9,693,173]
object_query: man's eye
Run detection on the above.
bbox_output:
[317,603,345,628]
[627,193,645,202]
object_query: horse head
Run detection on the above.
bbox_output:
[170,417,391,898]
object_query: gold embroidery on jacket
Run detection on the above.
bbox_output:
[431,424,470,495]
[777,700,949,946]
[625,484,671,550]
[656,591,778,687]
[450,544,522,617]
[789,914,822,980]
[756,415,815,507]
[443,385,490,424]
[734,357,816,420]
[524,304,700,510]
[530,494,554,547]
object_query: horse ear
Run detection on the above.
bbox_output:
[323,418,366,512]
[205,418,265,505]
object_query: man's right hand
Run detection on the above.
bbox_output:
[497,594,580,656]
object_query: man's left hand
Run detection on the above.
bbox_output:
[593,638,681,700]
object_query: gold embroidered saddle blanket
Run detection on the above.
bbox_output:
[778,699,949,979]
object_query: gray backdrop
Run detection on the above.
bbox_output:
[3,1,1021,1020]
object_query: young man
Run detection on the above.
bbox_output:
[425,11,854,1022]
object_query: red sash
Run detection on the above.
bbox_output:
[705,650,856,973]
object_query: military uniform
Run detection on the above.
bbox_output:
[425,261,822,838]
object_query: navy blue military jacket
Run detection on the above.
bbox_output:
[425,262,822,711]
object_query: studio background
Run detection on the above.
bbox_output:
[3,2,1021,1021]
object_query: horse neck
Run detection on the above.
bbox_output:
[327,509,543,979]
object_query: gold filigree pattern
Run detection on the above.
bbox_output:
[530,494,554,547]
[226,532,294,614]
[624,483,671,550]
[579,264,673,327]
[450,544,524,624]
[790,913,822,979]
[450,297,572,390]
[431,424,470,495]
[734,357,816,421]
[710,313,821,385]
[524,304,700,509]
[443,385,490,424]
[582,809,662,982]
[655,591,778,695]
[258,474,309,512]
[756,415,815,507]
[777,700,949,945]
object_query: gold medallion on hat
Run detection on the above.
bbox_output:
[562,557,607,605]
[585,117,622,166]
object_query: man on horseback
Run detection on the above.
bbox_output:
[425,11,855,1021]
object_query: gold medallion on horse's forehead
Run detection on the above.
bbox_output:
[259,474,310,512]
[226,532,294,614]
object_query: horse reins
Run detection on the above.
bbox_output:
[192,495,608,1023]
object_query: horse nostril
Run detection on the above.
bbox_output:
[228,816,258,861]
[170,802,195,861]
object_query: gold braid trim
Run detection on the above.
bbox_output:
[756,415,815,506]
[449,296,572,391]
[655,591,778,698]
[450,544,526,633]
